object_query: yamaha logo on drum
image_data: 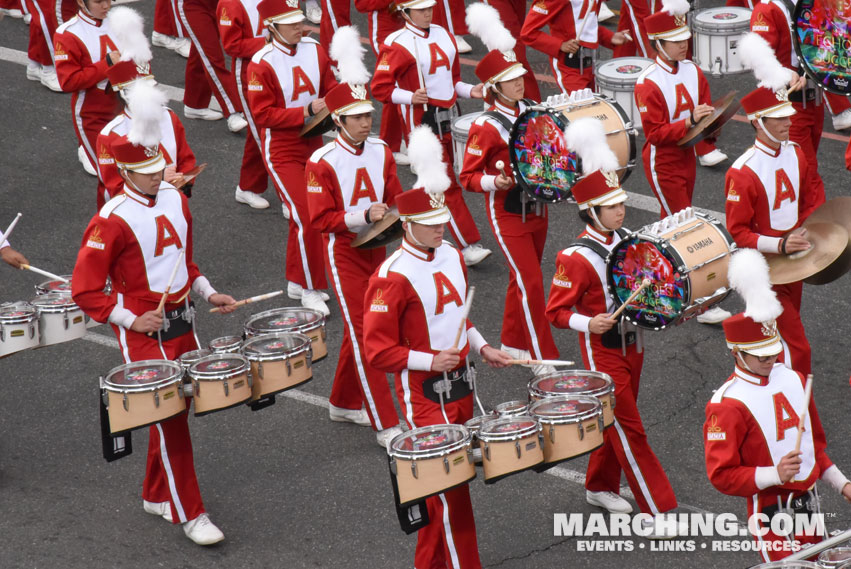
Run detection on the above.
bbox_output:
[686,237,714,254]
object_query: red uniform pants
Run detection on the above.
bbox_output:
[324,237,399,430]
[774,281,811,377]
[432,0,468,36]
[24,0,73,66]
[177,0,241,116]
[437,132,482,249]
[319,0,351,48]
[483,194,558,360]
[613,0,655,59]
[642,146,696,218]
[550,60,594,94]
[581,338,678,515]
[483,0,542,101]
[234,59,269,194]
[790,100,826,208]
[154,0,183,37]
[111,321,205,525]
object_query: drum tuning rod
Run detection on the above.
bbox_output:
[793,374,814,455]
[452,286,476,350]
[209,290,284,313]
[1,212,22,247]
[507,359,575,367]
[20,264,68,283]
[610,278,651,320]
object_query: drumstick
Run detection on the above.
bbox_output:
[0,212,22,246]
[452,286,476,350]
[610,278,651,320]
[147,250,185,336]
[793,374,814,455]
[507,359,576,367]
[569,0,596,59]
[20,264,69,283]
[410,36,429,112]
[209,290,284,313]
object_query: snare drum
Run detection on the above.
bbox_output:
[30,293,87,347]
[101,360,186,434]
[692,7,751,76]
[595,57,654,128]
[608,209,735,330]
[244,307,327,361]
[819,547,851,568]
[188,354,252,415]
[0,302,40,357]
[208,335,242,354]
[450,112,482,174]
[177,348,212,381]
[478,416,543,483]
[509,94,636,203]
[529,395,604,464]
[529,371,615,427]
[388,424,475,507]
[241,332,313,400]
[495,400,529,417]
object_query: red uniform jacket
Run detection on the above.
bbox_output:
[353,0,403,55]
[217,0,266,83]
[750,0,798,70]
[520,0,614,57]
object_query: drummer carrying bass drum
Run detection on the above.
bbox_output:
[363,126,512,569]
[459,2,560,377]
[545,123,682,537]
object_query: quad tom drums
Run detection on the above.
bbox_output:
[477,416,543,483]
[388,424,475,507]
[692,7,751,76]
[509,94,635,203]
[595,57,654,128]
[187,354,252,415]
[101,360,185,434]
[529,395,604,465]
[607,209,734,330]
[529,371,615,428]
[0,302,40,357]
[30,293,87,347]
[244,308,327,361]
[241,332,313,400]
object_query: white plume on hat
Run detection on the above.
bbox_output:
[728,248,783,323]
[126,80,167,148]
[465,3,515,52]
[106,6,152,66]
[661,0,689,16]
[565,118,619,174]
[408,126,451,195]
[330,26,370,85]
[740,33,798,91]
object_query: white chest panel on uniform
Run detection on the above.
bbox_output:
[264,40,322,107]
[569,0,602,44]
[240,0,263,36]
[743,143,802,232]
[319,138,388,214]
[642,61,700,121]
[393,26,457,102]
[58,15,116,90]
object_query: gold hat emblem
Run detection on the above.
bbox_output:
[286,0,298,7]
[428,192,445,209]
[502,50,517,63]
[144,145,159,158]
[674,14,686,26]
[603,171,619,189]
[136,61,151,76]
[775,88,789,102]
[350,84,367,101]
[761,320,777,337]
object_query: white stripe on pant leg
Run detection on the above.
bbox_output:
[486,193,544,359]
[370,12,379,54]
[263,136,315,289]
[323,0,339,31]
[155,422,188,523]
[438,493,462,569]
[612,418,660,514]
[441,0,456,35]
[170,0,184,38]
[401,369,414,428]
[327,234,384,430]
[753,494,769,562]
[622,0,650,57]
[177,0,237,114]
[550,57,567,94]
[75,92,103,180]
[55,0,62,25]
[235,59,262,147]
[31,1,55,61]
[648,145,672,217]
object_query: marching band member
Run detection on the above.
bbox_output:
[217,0,272,209]
[152,0,191,57]
[54,0,121,181]
[97,61,197,208]
[725,86,819,376]
[371,0,492,266]
[305,26,403,444]
[363,126,512,568]
[71,124,237,545]
[704,308,851,562]
[317,0,350,48]
[748,0,826,206]
[247,0,337,315]
[459,3,558,374]
[546,122,681,534]
[432,0,471,52]
[519,0,630,94]
[22,0,75,91]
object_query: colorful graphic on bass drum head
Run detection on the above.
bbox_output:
[509,110,578,203]
[609,238,686,328]
[794,0,851,95]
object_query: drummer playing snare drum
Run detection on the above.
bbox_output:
[363,128,511,569]
[546,142,682,538]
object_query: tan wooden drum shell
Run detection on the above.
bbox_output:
[478,416,543,483]
[530,395,604,464]
[102,360,186,434]
[188,354,252,416]
[241,332,313,400]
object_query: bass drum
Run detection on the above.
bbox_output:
[508,94,635,203]
[793,0,851,95]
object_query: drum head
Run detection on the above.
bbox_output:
[693,7,751,29]
[190,354,248,377]
[242,332,310,357]
[595,57,654,86]
[390,424,469,456]
[607,235,690,329]
[0,302,37,323]
[495,401,528,416]
[531,371,612,396]
[245,307,324,335]
[819,547,851,568]
[30,293,76,312]
[746,562,820,569]
[105,360,182,388]
[529,395,600,422]
[208,335,242,352]
[36,277,73,295]
[451,112,481,138]
[463,413,497,435]
[793,0,851,95]
[479,416,538,439]
[509,108,578,203]
[178,348,213,367]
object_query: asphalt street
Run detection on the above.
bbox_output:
[1,1,851,568]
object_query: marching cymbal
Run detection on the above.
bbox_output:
[351,207,403,249]
[767,222,849,285]
[803,198,851,285]
[678,91,740,148]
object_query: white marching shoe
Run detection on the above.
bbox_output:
[184,106,224,121]
[376,425,404,448]
[281,203,291,220]
[393,151,410,166]
[304,0,322,24]
[39,66,62,92]
[26,62,41,81]
[329,404,371,426]
[143,500,173,523]
[698,149,728,167]
[462,243,491,266]
[500,345,531,362]
[173,37,191,58]
[227,112,248,133]
[287,281,329,301]
[1,8,24,17]
[454,35,473,53]
[696,306,732,325]
[832,108,851,130]
[586,491,634,514]
[235,187,270,209]
[183,513,225,545]
[301,288,330,316]
[78,146,97,177]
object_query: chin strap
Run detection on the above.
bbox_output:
[493,85,518,104]
[588,207,614,233]
[337,122,363,146]
[757,117,785,146]
[734,350,757,374]
[655,41,677,66]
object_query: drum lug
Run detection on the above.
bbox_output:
[483,443,490,462]
[411,460,418,480]
[223,379,229,397]
[194,380,200,397]
[100,376,109,408]
[63,312,70,330]
[443,456,450,474]
[389,457,397,476]
[321,327,326,342]
[306,350,313,370]
[612,393,616,410]
[123,391,129,412]
[578,421,585,441]
[549,424,556,444]
[598,415,604,433]
[515,440,522,459]
[466,446,474,464]
[29,322,35,339]
[154,389,160,408]
[286,357,291,377]
[0,324,4,342]
[258,361,264,380]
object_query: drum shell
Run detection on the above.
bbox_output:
[450,112,481,174]
[242,333,313,400]
[0,305,40,357]
[188,356,252,416]
[530,395,604,464]
[692,8,751,75]
[392,446,475,506]
[104,380,185,434]
[595,57,653,128]
[528,370,615,427]
[31,295,87,347]
[478,417,543,482]
[658,215,733,301]
[244,308,327,361]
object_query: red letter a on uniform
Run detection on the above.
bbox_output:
[773,392,800,441]
[155,215,184,257]
[350,168,378,205]
[291,66,317,101]
[773,169,797,210]
[429,43,451,74]
[673,83,695,120]
[433,272,463,315]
